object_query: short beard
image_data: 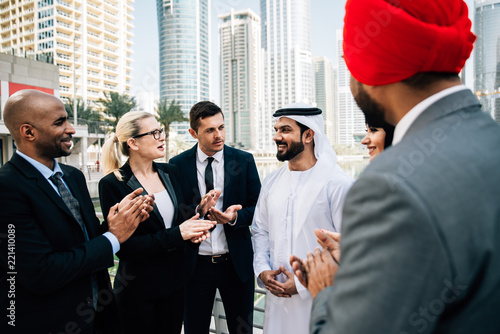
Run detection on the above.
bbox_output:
[354,81,387,126]
[276,139,305,162]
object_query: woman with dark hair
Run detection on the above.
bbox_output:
[361,118,395,161]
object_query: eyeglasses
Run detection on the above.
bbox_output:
[133,128,164,140]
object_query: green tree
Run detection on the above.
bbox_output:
[155,98,187,161]
[64,98,101,121]
[64,98,105,134]
[99,92,136,132]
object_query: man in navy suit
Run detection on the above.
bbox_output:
[0,90,152,333]
[170,101,261,334]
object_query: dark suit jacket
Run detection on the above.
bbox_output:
[99,162,194,302]
[0,153,119,334]
[311,89,500,333]
[169,145,261,283]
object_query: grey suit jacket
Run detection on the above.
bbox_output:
[311,89,500,333]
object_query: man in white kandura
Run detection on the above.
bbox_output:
[251,103,354,333]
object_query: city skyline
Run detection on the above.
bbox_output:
[132,0,345,103]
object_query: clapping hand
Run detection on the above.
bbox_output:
[207,204,242,225]
[197,189,221,217]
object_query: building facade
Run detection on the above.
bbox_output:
[156,0,210,141]
[314,56,336,145]
[0,0,134,107]
[219,9,266,151]
[474,0,500,123]
[261,0,315,116]
[335,30,365,146]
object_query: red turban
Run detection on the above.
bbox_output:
[343,0,476,86]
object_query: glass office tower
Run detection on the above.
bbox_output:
[474,0,500,123]
[261,0,315,112]
[156,0,210,140]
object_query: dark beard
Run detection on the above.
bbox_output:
[276,139,305,162]
[353,81,387,126]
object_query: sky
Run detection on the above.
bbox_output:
[130,0,345,103]
[130,0,476,102]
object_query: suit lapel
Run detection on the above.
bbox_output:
[61,166,99,238]
[185,145,202,203]
[125,171,165,229]
[10,154,90,235]
[157,166,179,224]
[222,146,234,210]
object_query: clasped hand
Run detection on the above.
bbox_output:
[260,266,298,298]
[289,229,341,298]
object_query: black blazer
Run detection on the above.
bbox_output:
[169,145,261,283]
[0,153,118,334]
[99,162,194,302]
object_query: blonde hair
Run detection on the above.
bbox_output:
[101,111,154,180]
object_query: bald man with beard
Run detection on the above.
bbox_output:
[0,90,153,333]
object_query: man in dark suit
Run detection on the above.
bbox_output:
[291,0,500,333]
[170,101,261,334]
[0,90,152,333]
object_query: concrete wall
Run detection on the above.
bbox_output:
[0,53,60,115]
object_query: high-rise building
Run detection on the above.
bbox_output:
[156,0,210,141]
[335,30,365,146]
[261,0,315,113]
[474,0,500,123]
[219,9,265,151]
[314,56,335,145]
[0,0,134,107]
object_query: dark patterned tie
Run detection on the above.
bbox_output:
[49,172,98,308]
[204,157,216,231]
[49,172,86,234]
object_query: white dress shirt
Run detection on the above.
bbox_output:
[196,146,230,255]
[392,85,468,145]
[154,190,175,229]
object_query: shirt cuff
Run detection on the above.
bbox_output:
[103,232,120,254]
[294,275,312,299]
[227,212,238,226]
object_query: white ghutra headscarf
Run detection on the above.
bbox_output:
[273,102,342,173]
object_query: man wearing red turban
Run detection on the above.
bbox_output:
[290,0,500,333]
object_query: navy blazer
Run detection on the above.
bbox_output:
[169,145,261,283]
[0,153,118,334]
[99,162,195,302]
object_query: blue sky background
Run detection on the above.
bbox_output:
[130,0,475,101]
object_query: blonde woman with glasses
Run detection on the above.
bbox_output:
[99,111,216,334]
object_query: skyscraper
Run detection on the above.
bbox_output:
[314,56,336,145]
[156,0,210,140]
[261,0,315,113]
[219,9,265,151]
[0,0,134,106]
[474,0,500,123]
[335,30,365,146]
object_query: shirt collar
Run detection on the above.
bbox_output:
[392,85,468,145]
[16,150,64,179]
[196,145,224,164]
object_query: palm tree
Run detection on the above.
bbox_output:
[99,92,136,132]
[64,98,101,121]
[155,98,187,161]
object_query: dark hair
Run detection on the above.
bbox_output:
[189,101,224,132]
[365,116,395,149]
[295,121,310,138]
[402,72,459,90]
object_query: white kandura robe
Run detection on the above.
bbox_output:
[252,158,353,334]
